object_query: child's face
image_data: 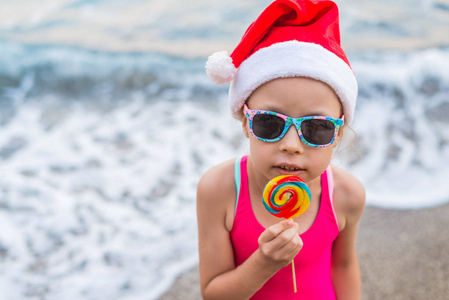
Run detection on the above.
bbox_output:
[242,77,343,185]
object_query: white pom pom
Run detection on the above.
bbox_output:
[205,51,237,85]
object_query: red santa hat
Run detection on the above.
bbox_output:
[205,0,358,124]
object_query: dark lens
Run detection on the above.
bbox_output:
[252,114,285,140]
[301,119,335,145]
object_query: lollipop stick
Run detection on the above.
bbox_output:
[291,260,297,293]
[287,216,297,293]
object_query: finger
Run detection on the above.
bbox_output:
[274,225,300,251]
[280,234,303,257]
[258,219,295,245]
[260,224,299,259]
[269,234,303,265]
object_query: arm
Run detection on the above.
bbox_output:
[331,167,366,300]
[197,162,302,300]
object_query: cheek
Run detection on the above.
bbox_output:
[248,139,275,176]
[249,139,279,163]
[306,147,334,174]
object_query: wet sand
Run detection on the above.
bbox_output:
[159,203,449,300]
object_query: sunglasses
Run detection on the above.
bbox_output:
[243,104,344,147]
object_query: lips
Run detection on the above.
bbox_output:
[275,163,305,175]
[279,165,301,171]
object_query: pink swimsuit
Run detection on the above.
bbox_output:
[230,155,339,299]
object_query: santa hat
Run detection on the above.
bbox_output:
[205,0,358,124]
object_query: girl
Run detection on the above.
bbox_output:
[198,0,365,299]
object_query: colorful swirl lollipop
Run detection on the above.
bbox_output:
[263,175,311,294]
[263,175,311,219]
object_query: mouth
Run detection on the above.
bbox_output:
[279,165,302,172]
[275,164,305,174]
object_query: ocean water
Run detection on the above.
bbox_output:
[0,0,449,299]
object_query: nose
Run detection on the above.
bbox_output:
[278,124,304,154]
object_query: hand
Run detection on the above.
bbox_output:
[257,219,303,268]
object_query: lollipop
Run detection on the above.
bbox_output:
[263,175,311,219]
[263,175,311,293]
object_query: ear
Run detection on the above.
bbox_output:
[241,116,250,138]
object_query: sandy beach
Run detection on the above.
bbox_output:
[159,203,449,300]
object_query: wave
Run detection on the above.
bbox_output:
[345,48,449,208]
[2,40,449,208]
[1,40,449,299]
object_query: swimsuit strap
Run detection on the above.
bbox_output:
[325,166,339,229]
[234,155,243,216]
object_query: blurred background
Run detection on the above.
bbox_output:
[0,0,448,299]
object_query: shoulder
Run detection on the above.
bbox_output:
[197,158,236,198]
[330,165,366,227]
[197,157,238,231]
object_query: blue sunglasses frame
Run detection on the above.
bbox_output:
[243,104,344,147]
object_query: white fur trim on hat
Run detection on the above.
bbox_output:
[205,51,237,85]
[229,41,358,124]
